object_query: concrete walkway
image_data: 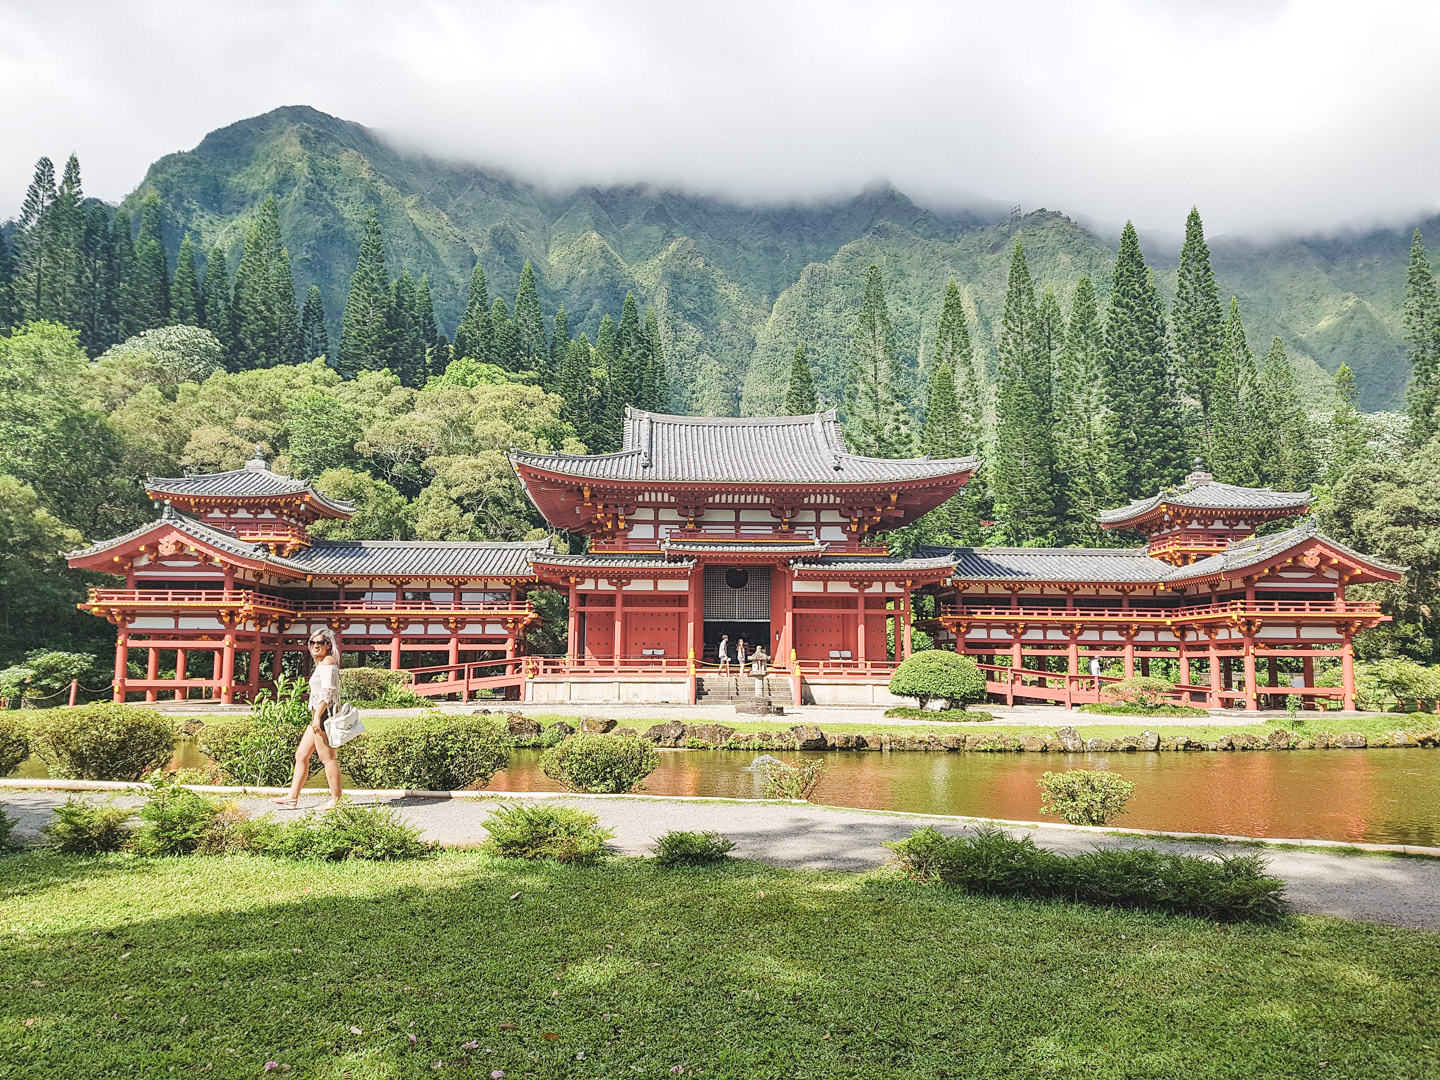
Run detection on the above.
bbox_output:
[5,790,1438,931]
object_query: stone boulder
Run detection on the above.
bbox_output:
[1389,730,1420,748]
[1231,733,1261,751]
[788,725,827,750]
[1020,735,1046,753]
[1139,730,1160,752]
[1119,736,1140,752]
[613,727,638,738]
[1338,732,1367,748]
[831,733,858,750]
[1267,729,1294,750]
[1085,736,1110,752]
[1055,726,1085,753]
[548,721,575,737]
[580,717,617,734]
[505,715,542,739]
[941,734,965,751]
[1214,735,1234,750]
[686,723,736,748]
[644,720,688,747]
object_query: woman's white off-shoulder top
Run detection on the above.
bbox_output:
[309,663,339,711]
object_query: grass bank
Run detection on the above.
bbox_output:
[1,852,1437,1078]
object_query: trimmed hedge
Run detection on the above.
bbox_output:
[481,802,613,863]
[539,733,659,793]
[886,825,1287,922]
[344,713,510,791]
[654,830,735,867]
[28,703,176,781]
[1038,768,1134,825]
[0,714,30,777]
[42,797,134,853]
[888,651,987,710]
[198,675,310,786]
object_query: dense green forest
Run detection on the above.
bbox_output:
[3,107,1440,678]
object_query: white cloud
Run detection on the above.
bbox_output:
[1,0,1437,235]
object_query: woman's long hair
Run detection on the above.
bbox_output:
[308,627,340,660]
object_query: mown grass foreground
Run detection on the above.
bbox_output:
[2,853,1437,1079]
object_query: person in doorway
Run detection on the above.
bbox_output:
[737,638,748,673]
[717,634,731,676]
[272,627,344,811]
[1088,654,1103,692]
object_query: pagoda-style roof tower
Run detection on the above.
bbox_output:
[146,448,354,555]
[510,407,979,541]
[1097,460,1311,564]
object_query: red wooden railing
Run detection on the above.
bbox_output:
[85,588,532,620]
[941,599,1381,622]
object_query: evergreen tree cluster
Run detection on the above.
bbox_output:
[336,210,442,386]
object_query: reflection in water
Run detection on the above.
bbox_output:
[16,742,1439,846]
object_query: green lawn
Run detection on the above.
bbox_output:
[1,852,1437,1079]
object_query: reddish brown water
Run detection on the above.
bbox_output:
[16,744,1440,847]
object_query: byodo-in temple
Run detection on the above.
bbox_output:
[69,408,1403,710]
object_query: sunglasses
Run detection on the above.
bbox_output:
[308,639,327,647]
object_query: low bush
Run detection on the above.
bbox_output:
[481,802,613,863]
[539,733,658,794]
[199,676,310,785]
[42,797,133,854]
[28,703,176,781]
[129,786,233,856]
[345,714,510,790]
[886,825,1286,922]
[1354,658,1440,712]
[0,805,18,851]
[1076,702,1207,718]
[757,757,826,801]
[653,830,736,867]
[0,649,99,704]
[883,707,996,722]
[246,803,429,861]
[888,651,988,710]
[0,714,29,776]
[339,667,434,709]
[1038,769,1135,826]
[1101,676,1179,709]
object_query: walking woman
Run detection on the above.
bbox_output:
[272,628,343,810]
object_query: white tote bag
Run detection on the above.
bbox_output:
[323,702,366,748]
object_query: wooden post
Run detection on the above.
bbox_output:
[1302,655,1315,699]
[901,586,913,660]
[1341,634,1357,711]
[175,648,188,701]
[1065,634,1078,708]
[270,645,282,687]
[220,630,236,705]
[568,582,581,664]
[1008,636,1020,706]
[68,679,78,707]
[1123,635,1135,679]
[1208,639,1221,707]
[448,629,460,683]
[248,638,261,698]
[613,583,624,670]
[1140,656,1150,677]
[1178,644,1191,687]
[145,647,159,703]
[112,629,129,703]
[390,626,402,670]
[855,584,867,667]
[1242,633,1257,711]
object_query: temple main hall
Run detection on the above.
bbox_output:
[70,407,1400,710]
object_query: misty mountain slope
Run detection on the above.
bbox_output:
[120,105,1420,414]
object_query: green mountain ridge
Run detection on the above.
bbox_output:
[117,105,1425,413]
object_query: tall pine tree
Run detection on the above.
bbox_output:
[48,155,87,330]
[300,285,328,361]
[14,157,57,321]
[0,231,15,330]
[232,196,299,369]
[640,305,669,412]
[614,292,644,408]
[488,296,518,369]
[111,209,140,340]
[932,279,982,448]
[388,268,425,387]
[337,210,390,376]
[415,274,439,380]
[1054,276,1112,544]
[452,262,490,362]
[1104,222,1184,500]
[558,334,596,448]
[549,303,571,382]
[991,240,1063,544]
[170,236,201,325]
[130,193,171,332]
[846,265,910,457]
[1208,298,1261,484]
[200,245,232,357]
[1171,207,1225,439]
[1402,228,1440,442]
[1255,338,1316,490]
[1326,363,1369,484]
[592,315,622,452]
[513,260,547,374]
[785,345,818,414]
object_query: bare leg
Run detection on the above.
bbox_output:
[313,733,343,810]
[273,727,318,806]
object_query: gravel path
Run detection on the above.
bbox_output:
[5,790,1439,931]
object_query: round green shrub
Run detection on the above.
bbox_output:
[28,703,177,781]
[481,802,613,863]
[1038,769,1135,826]
[539,733,659,794]
[42,797,134,853]
[1101,676,1178,709]
[198,675,311,785]
[129,786,224,857]
[344,714,510,791]
[0,714,30,777]
[888,650,988,710]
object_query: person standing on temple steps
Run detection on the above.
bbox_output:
[1089,654,1103,693]
[272,628,344,811]
[737,637,749,679]
[718,634,731,676]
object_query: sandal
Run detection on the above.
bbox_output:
[270,797,300,810]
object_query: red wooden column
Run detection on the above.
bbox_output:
[1065,631,1079,708]
[1122,632,1136,679]
[389,621,403,670]
[112,626,129,703]
[175,648,189,701]
[567,582,580,664]
[145,647,159,702]
[448,622,461,683]
[220,627,236,704]
[247,636,262,699]
[269,644,282,687]
[1340,633,1357,711]
[900,584,913,660]
[1242,631,1258,711]
[1178,633,1191,687]
[613,582,625,668]
[1208,637,1221,707]
[855,583,867,668]
[212,649,222,698]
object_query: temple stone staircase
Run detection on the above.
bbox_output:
[695,675,794,706]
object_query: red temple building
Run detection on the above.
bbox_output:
[70,417,1401,710]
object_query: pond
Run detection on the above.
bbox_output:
[16,744,1440,848]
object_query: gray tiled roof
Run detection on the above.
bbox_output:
[67,511,309,570]
[510,407,980,485]
[919,544,1172,583]
[1166,520,1406,582]
[530,552,697,571]
[662,539,825,555]
[288,540,549,579]
[792,554,958,573]
[147,461,354,515]
[1097,480,1310,525]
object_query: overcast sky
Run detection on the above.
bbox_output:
[3,0,1438,237]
